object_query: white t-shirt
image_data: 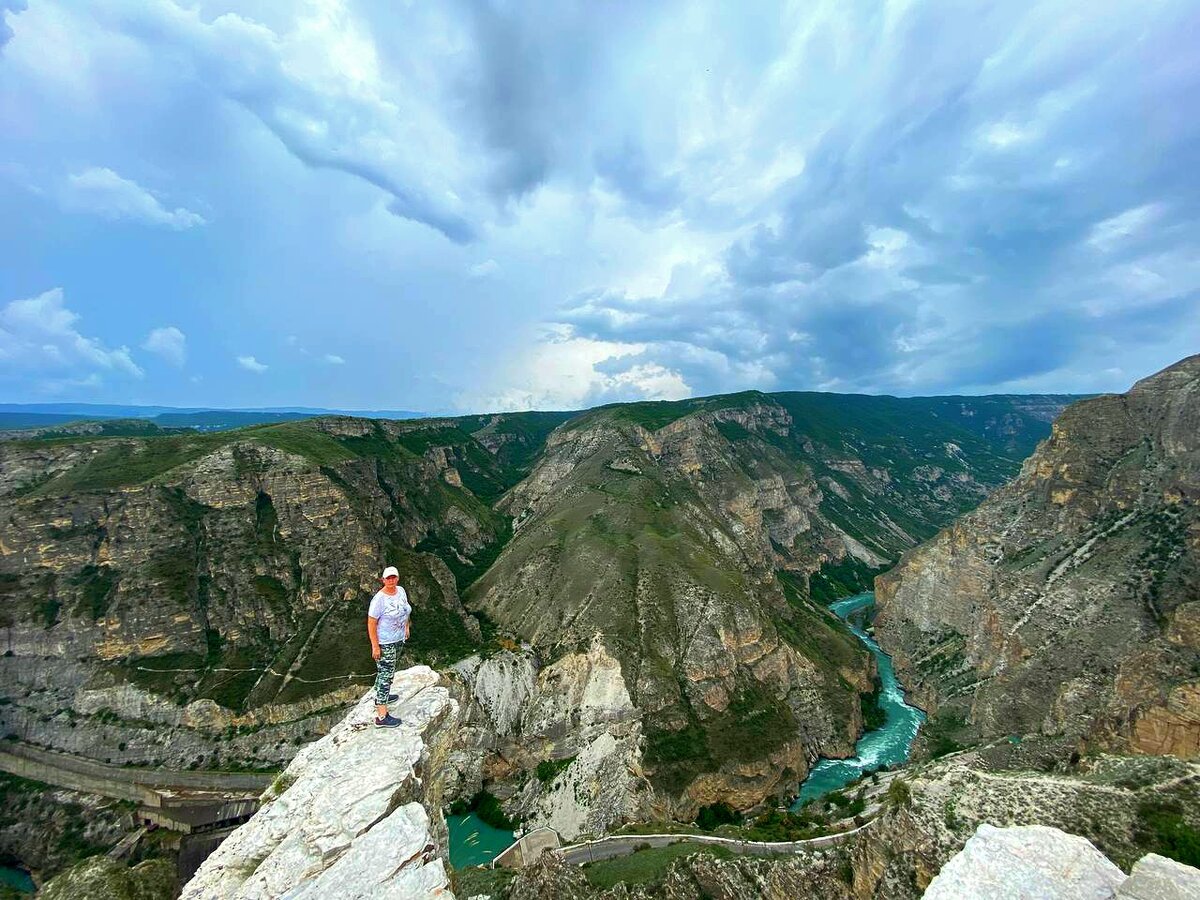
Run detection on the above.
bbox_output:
[368,587,410,644]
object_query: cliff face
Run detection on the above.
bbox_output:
[875,355,1200,757]
[182,666,458,900]
[448,642,650,841]
[0,391,1064,813]
[467,393,1068,814]
[0,414,560,766]
[490,745,1200,900]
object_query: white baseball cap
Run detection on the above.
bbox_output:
[381,566,399,579]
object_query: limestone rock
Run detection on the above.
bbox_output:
[876,354,1200,755]
[922,824,1126,899]
[1118,853,1200,900]
[181,666,457,900]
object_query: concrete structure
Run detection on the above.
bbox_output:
[492,827,562,868]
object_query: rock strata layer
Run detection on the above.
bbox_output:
[876,355,1200,755]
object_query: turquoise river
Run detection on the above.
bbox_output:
[447,591,923,865]
[793,591,925,807]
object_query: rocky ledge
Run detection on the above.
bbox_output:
[925,824,1200,899]
[182,666,458,900]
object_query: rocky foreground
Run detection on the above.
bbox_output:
[182,666,458,900]
[497,740,1200,899]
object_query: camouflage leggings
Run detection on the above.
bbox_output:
[374,641,403,705]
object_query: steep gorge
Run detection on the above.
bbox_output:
[876,354,1200,759]
[0,390,1069,866]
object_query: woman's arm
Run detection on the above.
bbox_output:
[367,616,381,660]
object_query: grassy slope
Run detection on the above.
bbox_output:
[467,392,1068,794]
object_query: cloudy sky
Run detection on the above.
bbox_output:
[1,0,1197,413]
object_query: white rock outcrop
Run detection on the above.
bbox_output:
[450,640,648,840]
[924,824,1200,900]
[923,823,1126,899]
[182,666,458,900]
[1119,853,1200,900]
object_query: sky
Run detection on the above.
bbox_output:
[1,0,1197,414]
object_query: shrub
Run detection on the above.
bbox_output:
[695,802,742,830]
[886,778,912,810]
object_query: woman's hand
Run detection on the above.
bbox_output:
[372,644,382,661]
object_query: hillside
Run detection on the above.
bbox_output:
[876,355,1200,758]
[0,389,1070,829]
[467,391,1073,811]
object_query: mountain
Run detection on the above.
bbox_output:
[875,355,1200,758]
[0,403,434,434]
[0,388,1074,849]
[465,390,1074,814]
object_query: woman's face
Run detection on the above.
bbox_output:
[383,574,399,588]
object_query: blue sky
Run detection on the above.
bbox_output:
[1,0,1197,413]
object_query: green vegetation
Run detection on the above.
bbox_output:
[943,797,962,831]
[583,842,734,889]
[463,789,517,831]
[707,684,799,763]
[0,772,111,878]
[860,676,886,731]
[69,565,116,621]
[924,709,970,758]
[249,422,358,465]
[451,866,515,897]
[695,801,742,830]
[1136,799,1200,867]
[742,810,816,842]
[29,434,230,495]
[643,719,710,795]
[535,756,576,784]
[809,556,888,605]
[886,777,913,810]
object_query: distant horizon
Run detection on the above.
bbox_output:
[0,382,1102,423]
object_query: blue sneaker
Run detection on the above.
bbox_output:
[374,714,402,728]
[388,694,399,703]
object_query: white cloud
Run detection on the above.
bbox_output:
[61,167,206,229]
[87,1,478,242]
[237,355,267,373]
[142,325,186,366]
[459,326,690,411]
[0,288,143,389]
[469,259,500,279]
[323,354,345,365]
[1087,204,1163,253]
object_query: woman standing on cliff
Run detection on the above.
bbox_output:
[368,565,411,728]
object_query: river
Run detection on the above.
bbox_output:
[447,812,515,868]
[793,591,925,807]
[446,590,921,863]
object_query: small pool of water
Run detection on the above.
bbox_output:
[0,865,35,894]
[793,592,925,808]
[446,812,515,869]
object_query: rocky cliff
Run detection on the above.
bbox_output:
[467,392,1069,816]
[482,741,1200,899]
[0,392,1064,819]
[0,413,566,768]
[182,666,457,899]
[875,355,1200,757]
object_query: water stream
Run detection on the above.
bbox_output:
[446,590,922,862]
[447,812,515,869]
[793,591,925,807]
